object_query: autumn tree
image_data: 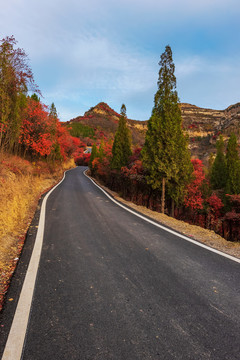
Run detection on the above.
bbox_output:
[226,133,240,194]
[92,141,113,179]
[142,45,192,214]
[0,36,38,152]
[211,135,227,189]
[111,104,132,170]
[184,159,205,211]
[19,98,53,158]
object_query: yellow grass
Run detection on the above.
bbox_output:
[0,153,75,308]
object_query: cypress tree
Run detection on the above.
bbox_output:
[98,141,104,162]
[211,135,227,189]
[111,104,132,170]
[49,102,57,118]
[31,93,40,102]
[142,45,192,214]
[226,133,240,194]
[89,143,97,172]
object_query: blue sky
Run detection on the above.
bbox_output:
[1,0,240,121]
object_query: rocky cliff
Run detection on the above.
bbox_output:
[181,102,240,136]
[181,102,240,163]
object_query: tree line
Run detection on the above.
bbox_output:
[87,45,240,242]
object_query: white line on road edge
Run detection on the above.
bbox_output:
[84,170,240,264]
[2,170,69,360]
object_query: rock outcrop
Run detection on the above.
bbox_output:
[181,102,240,137]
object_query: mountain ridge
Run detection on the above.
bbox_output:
[67,101,240,161]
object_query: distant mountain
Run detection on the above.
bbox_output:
[181,102,240,135]
[67,102,147,146]
[181,102,240,163]
[67,101,240,162]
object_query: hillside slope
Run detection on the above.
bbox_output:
[67,101,240,161]
[67,102,147,146]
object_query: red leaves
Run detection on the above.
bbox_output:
[19,98,83,160]
[75,153,91,166]
[90,142,113,176]
[121,160,144,178]
[224,211,240,221]
[19,99,52,156]
[206,194,223,216]
[184,159,205,210]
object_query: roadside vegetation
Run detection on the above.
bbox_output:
[0,36,86,309]
[88,46,240,244]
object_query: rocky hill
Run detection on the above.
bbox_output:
[181,102,240,136]
[67,102,147,146]
[181,102,240,163]
[67,101,240,162]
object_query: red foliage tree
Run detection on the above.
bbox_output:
[91,141,113,177]
[19,98,83,160]
[184,159,205,210]
[75,153,91,166]
[19,98,54,157]
[206,193,224,218]
[129,147,142,163]
[121,160,144,179]
[56,123,80,160]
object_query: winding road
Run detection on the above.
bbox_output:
[1,166,240,359]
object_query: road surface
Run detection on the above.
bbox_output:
[1,166,240,359]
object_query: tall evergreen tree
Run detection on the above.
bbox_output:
[49,102,57,119]
[89,143,97,172]
[31,93,40,102]
[226,133,240,194]
[211,135,227,189]
[142,45,192,214]
[98,141,104,162]
[111,104,132,170]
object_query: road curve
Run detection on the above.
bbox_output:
[1,167,240,359]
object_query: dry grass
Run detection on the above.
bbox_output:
[0,153,75,310]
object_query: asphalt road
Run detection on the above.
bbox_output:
[1,166,240,359]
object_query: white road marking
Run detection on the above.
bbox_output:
[84,170,240,264]
[2,171,68,360]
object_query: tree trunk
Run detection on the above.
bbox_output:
[171,198,175,217]
[147,188,152,209]
[161,177,166,213]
